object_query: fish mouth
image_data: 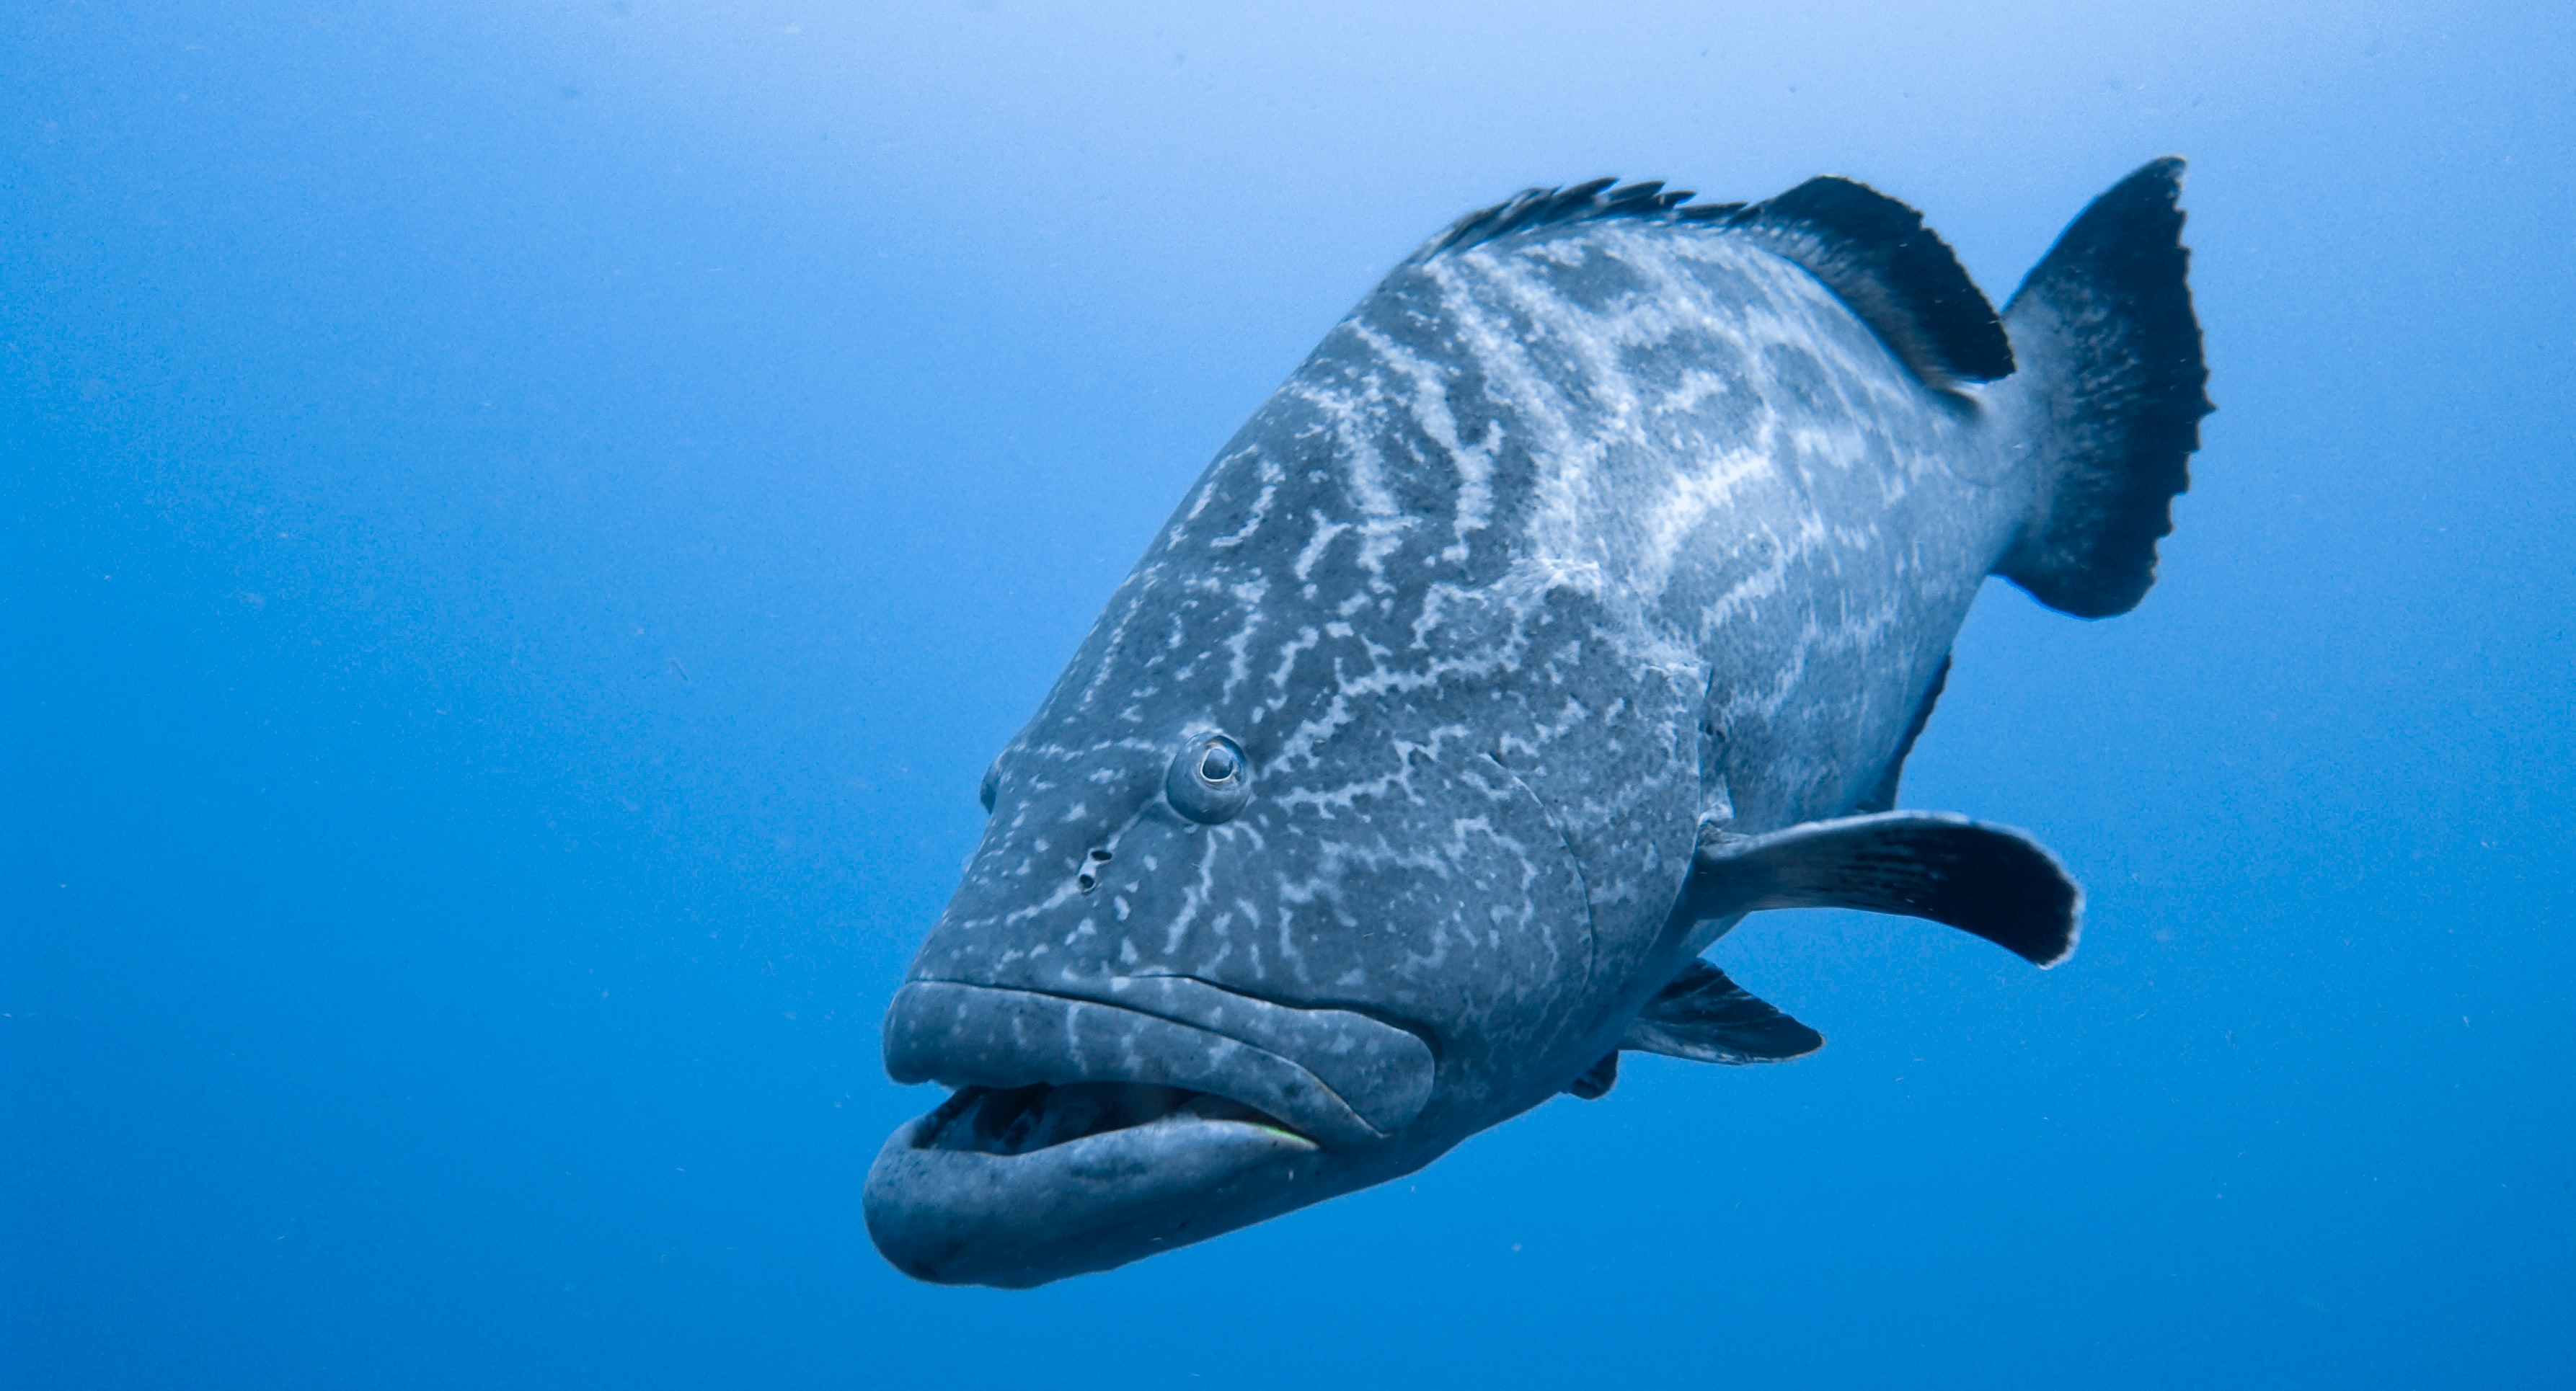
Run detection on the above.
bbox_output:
[864,979,1434,1286]
[916,1080,1314,1156]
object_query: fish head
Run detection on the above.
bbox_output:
[863,296,1712,1284]
[864,607,1613,1286]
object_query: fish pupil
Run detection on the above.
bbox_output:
[1199,745,1239,782]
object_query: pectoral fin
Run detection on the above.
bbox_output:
[1682,810,2081,967]
[1621,959,1824,1065]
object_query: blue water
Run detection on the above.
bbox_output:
[6,4,2570,1386]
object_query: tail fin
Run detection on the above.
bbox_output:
[1994,158,2213,618]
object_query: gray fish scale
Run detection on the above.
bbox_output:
[869,161,2210,1289]
[923,215,2017,1132]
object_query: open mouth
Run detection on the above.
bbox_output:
[864,977,1435,1286]
[917,1081,1313,1157]
[879,977,1435,1149]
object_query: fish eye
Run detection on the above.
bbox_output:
[1165,733,1252,824]
[979,755,1002,814]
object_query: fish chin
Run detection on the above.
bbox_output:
[863,1086,1327,1287]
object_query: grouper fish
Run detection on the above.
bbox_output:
[865,159,2212,1286]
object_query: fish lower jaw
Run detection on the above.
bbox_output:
[864,1094,1328,1288]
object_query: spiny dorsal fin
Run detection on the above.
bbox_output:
[1411,177,1741,263]
[1681,811,2081,968]
[1620,959,1823,1065]
[1737,176,2015,391]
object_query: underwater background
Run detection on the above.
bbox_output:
[5,2,2570,1386]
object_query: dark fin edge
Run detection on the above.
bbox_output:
[1686,812,2082,969]
[1415,174,2011,396]
[1854,652,1950,815]
[1996,156,2216,619]
[1735,177,2015,391]
[1621,959,1824,1065]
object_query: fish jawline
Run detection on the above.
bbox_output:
[862,1107,1325,1288]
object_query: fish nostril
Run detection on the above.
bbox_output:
[1089,848,1113,863]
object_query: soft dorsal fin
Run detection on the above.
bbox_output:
[1410,173,2011,393]
[1737,177,2014,391]
[1621,959,1823,1065]
[1854,653,1951,815]
[1681,811,2081,967]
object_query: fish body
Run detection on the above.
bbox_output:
[866,161,2210,1286]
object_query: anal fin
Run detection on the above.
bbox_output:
[1682,811,2081,967]
[1564,1052,1619,1099]
[1621,959,1823,1065]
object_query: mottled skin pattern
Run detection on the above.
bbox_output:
[878,210,2050,1280]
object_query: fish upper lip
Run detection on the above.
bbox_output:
[882,977,1435,1149]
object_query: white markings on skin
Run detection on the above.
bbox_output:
[1351,517,1421,594]
[1219,577,1271,703]
[1158,832,1225,960]
[1270,626,1322,691]
[1068,569,1160,714]
[1347,321,1505,564]
[916,205,2040,1121]
[1207,455,1286,549]
[1292,512,1350,583]
[1283,373,1402,520]
[1177,446,1262,529]
[1423,255,1598,572]
[1633,420,1780,600]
